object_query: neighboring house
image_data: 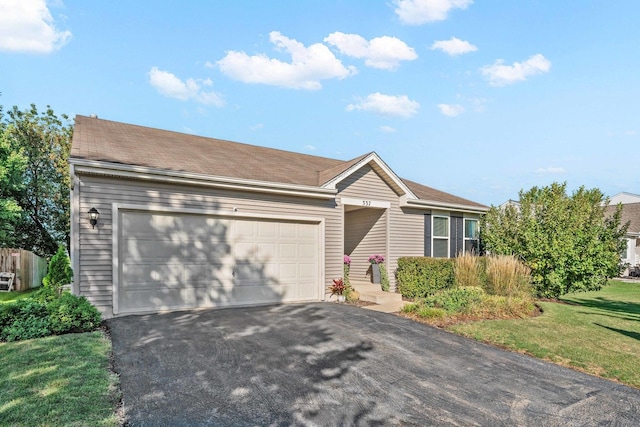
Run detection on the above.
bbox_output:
[609,192,640,206]
[69,116,488,318]
[606,193,640,273]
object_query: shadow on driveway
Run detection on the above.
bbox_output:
[107,303,640,426]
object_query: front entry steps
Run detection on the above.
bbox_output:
[350,281,407,313]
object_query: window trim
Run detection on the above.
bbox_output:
[432,215,449,258]
[464,218,479,253]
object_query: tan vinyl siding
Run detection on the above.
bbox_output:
[76,174,341,317]
[388,208,425,286]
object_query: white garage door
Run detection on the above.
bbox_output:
[117,210,320,314]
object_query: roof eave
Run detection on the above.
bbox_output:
[401,197,489,214]
[70,158,337,199]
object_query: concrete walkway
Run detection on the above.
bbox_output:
[351,280,407,313]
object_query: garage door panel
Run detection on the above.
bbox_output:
[279,243,297,259]
[279,263,297,281]
[154,214,179,232]
[123,237,156,261]
[258,221,277,237]
[183,263,211,282]
[299,224,317,239]
[298,243,316,259]
[299,264,316,280]
[122,213,156,235]
[234,220,255,238]
[279,222,297,238]
[256,242,276,260]
[121,263,157,286]
[118,211,320,314]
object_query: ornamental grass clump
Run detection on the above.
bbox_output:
[454,252,485,288]
[485,255,533,298]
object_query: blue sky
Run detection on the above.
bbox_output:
[1,0,638,206]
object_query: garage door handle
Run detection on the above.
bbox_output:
[232,269,235,277]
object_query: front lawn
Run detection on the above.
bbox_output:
[0,288,38,303]
[449,280,640,388]
[0,331,121,426]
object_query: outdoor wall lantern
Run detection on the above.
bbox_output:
[88,207,100,229]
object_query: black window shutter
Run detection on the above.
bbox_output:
[424,213,432,257]
[450,215,464,257]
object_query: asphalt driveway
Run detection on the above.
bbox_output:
[108,303,640,426]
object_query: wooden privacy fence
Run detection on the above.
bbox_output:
[0,248,48,291]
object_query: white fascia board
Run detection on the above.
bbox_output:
[70,158,336,200]
[401,198,489,214]
[321,152,418,199]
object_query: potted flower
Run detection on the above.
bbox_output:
[368,254,385,285]
[329,278,346,302]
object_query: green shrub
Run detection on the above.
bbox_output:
[31,285,58,304]
[401,302,420,313]
[396,257,455,299]
[423,286,485,313]
[343,263,350,289]
[380,263,390,292]
[47,293,102,334]
[417,306,446,319]
[0,292,101,342]
[42,246,73,291]
[0,299,51,342]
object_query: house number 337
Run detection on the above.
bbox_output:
[362,200,372,206]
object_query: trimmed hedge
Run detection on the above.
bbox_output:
[396,257,455,299]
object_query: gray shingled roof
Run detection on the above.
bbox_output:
[607,203,640,234]
[71,115,487,209]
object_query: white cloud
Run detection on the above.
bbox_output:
[304,145,317,151]
[216,31,356,90]
[347,93,420,118]
[380,125,397,133]
[394,0,473,25]
[437,103,465,117]
[0,0,71,53]
[535,166,566,174]
[481,54,551,86]
[324,32,417,70]
[148,67,225,107]
[624,130,637,136]
[250,124,264,131]
[431,37,477,56]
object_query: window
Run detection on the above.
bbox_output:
[620,239,630,261]
[433,216,449,258]
[464,219,479,253]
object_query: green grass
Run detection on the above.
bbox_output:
[0,288,39,303]
[0,331,121,426]
[449,280,640,388]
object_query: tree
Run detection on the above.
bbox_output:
[0,104,73,256]
[43,245,73,293]
[0,106,27,246]
[481,182,627,298]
